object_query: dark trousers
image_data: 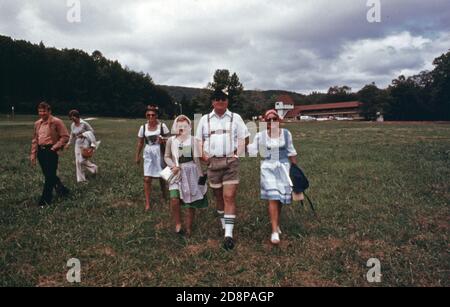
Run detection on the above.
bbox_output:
[37,146,65,204]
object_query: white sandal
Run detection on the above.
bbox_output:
[271,232,280,245]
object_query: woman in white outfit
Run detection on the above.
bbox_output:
[164,115,208,236]
[65,110,99,183]
[135,106,170,211]
[248,109,298,245]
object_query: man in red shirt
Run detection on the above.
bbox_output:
[30,102,70,207]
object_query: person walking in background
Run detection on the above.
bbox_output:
[164,115,208,236]
[195,89,250,250]
[65,110,99,183]
[247,110,298,245]
[30,102,70,207]
[135,105,170,211]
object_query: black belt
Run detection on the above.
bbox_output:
[179,156,194,164]
[38,144,54,150]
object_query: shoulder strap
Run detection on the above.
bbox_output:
[304,192,318,219]
[207,114,211,137]
[207,114,211,154]
[283,129,289,148]
[143,123,148,145]
[260,131,267,158]
[230,113,234,155]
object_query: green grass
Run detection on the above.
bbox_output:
[0,115,449,287]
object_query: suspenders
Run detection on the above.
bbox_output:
[207,112,234,156]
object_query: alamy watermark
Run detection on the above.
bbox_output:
[66,258,81,283]
[67,0,81,23]
[366,258,382,283]
[367,0,381,23]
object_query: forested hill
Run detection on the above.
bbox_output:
[0,35,175,118]
[1,34,448,121]
[161,85,307,104]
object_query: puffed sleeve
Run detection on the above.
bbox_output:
[138,125,144,138]
[235,114,250,139]
[194,115,206,141]
[247,132,260,157]
[286,130,297,157]
[162,123,170,136]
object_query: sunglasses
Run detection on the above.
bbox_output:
[146,114,156,118]
[213,98,227,102]
[266,117,279,122]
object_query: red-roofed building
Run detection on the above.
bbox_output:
[274,95,296,119]
[284,101,364,120]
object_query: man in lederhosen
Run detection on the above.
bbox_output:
[195,89,250,250]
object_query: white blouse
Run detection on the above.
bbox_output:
[248,129,297,159]
[138,123,170,145]
[69,119,95,147]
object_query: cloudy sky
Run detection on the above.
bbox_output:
[1,0,449,93]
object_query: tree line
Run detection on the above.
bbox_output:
[168,50,449,121]
[0,35,175,118]
[358,51,449,121]
[1,35,448,120]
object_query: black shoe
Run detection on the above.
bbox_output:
[223,237,235,251]
[37,199,50,208]
[56,186,70,197]
[175,229,185,236]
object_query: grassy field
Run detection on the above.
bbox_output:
[0,115,449,287]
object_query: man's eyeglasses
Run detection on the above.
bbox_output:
[213,98,227,102]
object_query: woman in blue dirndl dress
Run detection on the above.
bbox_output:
[248,109,298,245]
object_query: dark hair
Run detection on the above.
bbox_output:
[146,105,159,116]
[210,89,228,101]
[37,102,51,111]
[68,109,80,119]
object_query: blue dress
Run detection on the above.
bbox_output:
[248,129,297,204]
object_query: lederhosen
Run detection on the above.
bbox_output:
[205,113,240,186]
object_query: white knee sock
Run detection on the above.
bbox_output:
[224,215,236,238]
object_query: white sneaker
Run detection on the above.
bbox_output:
[271,232,280,245]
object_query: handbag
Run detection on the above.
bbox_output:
[289,164,309,193]
[82,147,94,159]
[289,164,318,219]
[160,166,180,185]
[198,174,208,186]
[160,144,180,185]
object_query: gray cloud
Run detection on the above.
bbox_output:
[0,0,449,93]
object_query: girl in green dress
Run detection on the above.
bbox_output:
[164,115,208,236]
